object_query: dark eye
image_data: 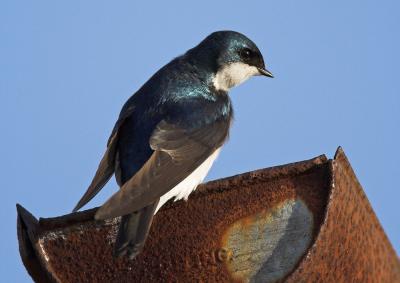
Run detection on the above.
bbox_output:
[240,48,253,60]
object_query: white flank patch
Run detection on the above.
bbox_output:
[155,147,221,213]
[213,62,259,92]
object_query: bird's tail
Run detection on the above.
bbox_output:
[113,200,159,259]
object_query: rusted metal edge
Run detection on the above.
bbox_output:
[16,204,54,283]
[286,147,400,282]
[37,154,328,231]
[197,154,328,193]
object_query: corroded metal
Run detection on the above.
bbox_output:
[222,199,314,282]
[286,147,400,283]
[17,149,399,282]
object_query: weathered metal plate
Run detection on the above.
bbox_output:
[17,149,400,282]
[286,147,400,283]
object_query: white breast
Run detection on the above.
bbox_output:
[155,147,221,213]
[212,62,259,92]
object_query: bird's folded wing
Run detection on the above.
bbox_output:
[95,119,228,220]
[72,132,118,212]
[72,106,135,212]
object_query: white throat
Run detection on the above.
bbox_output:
[212,62,259,92]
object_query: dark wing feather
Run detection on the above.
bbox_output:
[95,119,229,220]
[72,106,135,212]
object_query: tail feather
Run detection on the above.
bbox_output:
[73,133,119,213]
[113,200,159,259]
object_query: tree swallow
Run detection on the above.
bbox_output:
[73,31,273,259]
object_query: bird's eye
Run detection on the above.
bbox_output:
[240,48,253,60]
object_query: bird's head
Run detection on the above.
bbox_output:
[187,31,273,92]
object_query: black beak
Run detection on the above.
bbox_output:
[257,67,274,78]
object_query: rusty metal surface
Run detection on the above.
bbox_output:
[286,147,400,283]
[16,150,400,282]
[17,155,329,282]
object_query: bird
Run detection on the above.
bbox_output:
[72,30,273,259]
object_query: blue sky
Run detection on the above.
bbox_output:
[1,1,399,281]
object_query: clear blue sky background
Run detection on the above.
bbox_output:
[1,1,399,281]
